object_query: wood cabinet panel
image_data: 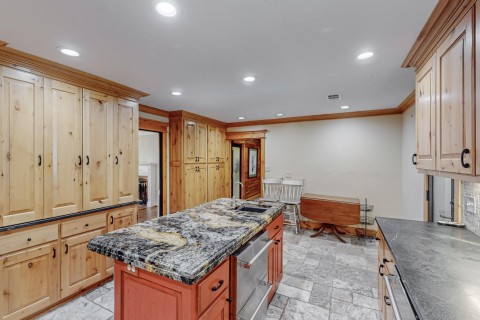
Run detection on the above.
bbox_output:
[82,89,114,210]
[106,207,137,274]
[415,54,436,170]
[198,289,229,320]
[207,126,226,163]
[436,10,474,174]
[197,259,229,315]
[184,164,198,209]
[197,164,208,205]
[0,67,44,226]
[184,120,197,164]
[0,224,58,256]
[44,79,83,218]
[207,163,226,202]
[114,98,139,204]
[267,214,284,303]
[197,123,208,164]
[61,213,106,238]
[60,229,106,298]
[0,243,59,320]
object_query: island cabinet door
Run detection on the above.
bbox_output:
[0,67,44,227]
[274,231,283,288]
[199,289,229,320]
[60,229,106,298]
[113,98,139,205]
[436,9,474,174]
[0,243,59,320]
[82,89,114,210]
[267,239,277,303]
[44,79,83,218]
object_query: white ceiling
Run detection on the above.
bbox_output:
[0,0,437,122]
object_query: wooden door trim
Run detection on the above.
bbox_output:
[0,41,148,101]
[139,119,168,216]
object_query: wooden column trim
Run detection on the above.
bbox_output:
[139,118,169,133]
[139,104,170,118]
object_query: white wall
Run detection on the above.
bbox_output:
[401,106,424,220]
[139,131,161,207]
[229,115,403,218]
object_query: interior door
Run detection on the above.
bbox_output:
[114,98,139,204]
[83,89,114,210]
[44,79,83,218]
[415,54,436,170]
[436,10,474,174]
[0,67,44,226]
[232,145,242,199]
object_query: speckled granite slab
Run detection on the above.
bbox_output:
[376,217,480,320]
[88,199,284,285]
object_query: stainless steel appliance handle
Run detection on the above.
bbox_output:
[238,240,273,269]
[384,275,402,320]
[248,284,272,320]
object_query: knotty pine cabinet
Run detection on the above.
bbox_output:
[169,111,230,212]
[0,67,44,227]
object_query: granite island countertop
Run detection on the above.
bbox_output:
[376,217,480,320]
[88,198,284,285]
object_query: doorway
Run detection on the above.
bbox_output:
[232,144,242,199]
[138,130,162,222]
[427,175,457,222]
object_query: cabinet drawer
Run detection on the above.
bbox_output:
[61,213,107,238]
[198,259,230,315]
[0,224,58,256]
[266,214,284,239]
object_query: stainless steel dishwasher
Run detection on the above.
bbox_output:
[231,230,273,320]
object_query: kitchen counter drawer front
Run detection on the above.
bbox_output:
[266,214,283,239]
[198,259,230,316]
[61,213,107,238]
[0,224,58,256]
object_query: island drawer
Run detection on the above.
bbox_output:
[198,259,230,315]
[266,214,284,239]
[61,213,107,238]
[0,224,58,256]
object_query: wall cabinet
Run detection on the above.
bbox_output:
[0,242,59,320]
[0,67,44,226]
[184,120,208,164]
[208,126,226,163]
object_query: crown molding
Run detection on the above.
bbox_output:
[169,110,227,128]
[139,104,170,118]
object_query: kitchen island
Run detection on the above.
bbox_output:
[376,217,480,320]
[87,198,285,320]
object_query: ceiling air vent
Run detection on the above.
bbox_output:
[327,94,341,101]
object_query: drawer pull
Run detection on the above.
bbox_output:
[115,156,119,165]
[28,262,33,268]
[85,223,89,227]
[379,264,384,276]
[461,149,470,168]
[65,244,69,254]
[274,226,280,230]
[384,295,391,306]
[27,237,32,242]
[211,280,224,292]
[412,153,417,165]
[110,216,114,224]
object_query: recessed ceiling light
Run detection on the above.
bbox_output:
[156,2,177,17]
[238,116,245,120]
[243,76,255,82]
[357,51,374,60]
[57,47,80,57]
[341,105,350,109]
[171,91,182,96]
[276,113,284,117]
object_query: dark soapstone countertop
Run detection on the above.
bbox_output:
[376,217,480,320]
[88,198,284,285]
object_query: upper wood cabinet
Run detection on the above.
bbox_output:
[415,54,436,170]
[436,10,474,174]
[0,67,44,227]
[113,98,139,205]
[208,126,226,163]
[82,89,114,210]
[44,79,83,218]
[184,120,207,164]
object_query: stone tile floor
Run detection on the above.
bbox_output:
[37,226,379,320]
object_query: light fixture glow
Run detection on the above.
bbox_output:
[341,105,350,109]
[243,76,256,82]
[276,113,284,117]
[57,47,80,57]
[156,2,177,17]
[171,91,182,96]
[238,116,245,120]
[357,51,374,60]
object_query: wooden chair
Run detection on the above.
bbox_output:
[279,179,304,234]
[260,178,283,202]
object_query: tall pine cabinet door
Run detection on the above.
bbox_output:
[196,164,208,205]
[82,89,114,210]
[217,163,226,198]
[184,120,197,164]
[197,123,208,163]
[436,10,474,174]
[184,164,198,209]
[216,128,226,163]
[44,79,83,218]
[207,164,218,201]
[207,126,217,163]
[415,54,436,170]
[0,67,44,227]
[113,98,139,204]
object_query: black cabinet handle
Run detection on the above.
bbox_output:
[78,156,82,166]
[65,244,69,254]
[211,280,224,292]
[379,264,384,276]
[115,156,119,165]
[86,156,90,165]
[110,216,114,224]
[412,153,417,165]
[384,295,392,306]
[53,247,56,258]
[383,258,389,264]
[27,237,32,242]
[226,297,233,303]
[461,149,470,168]
[38,155,42,166]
